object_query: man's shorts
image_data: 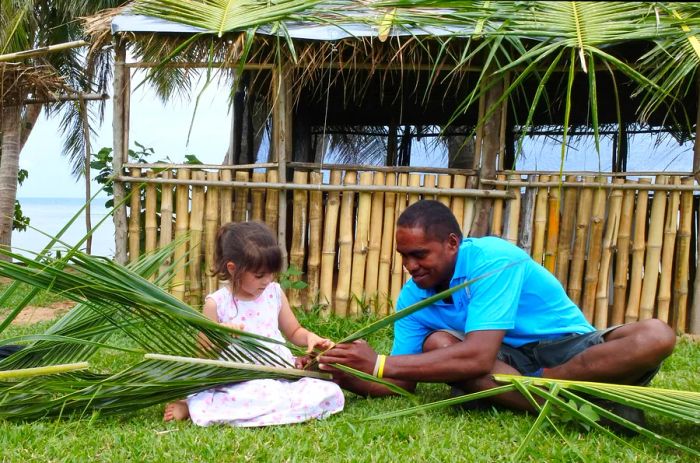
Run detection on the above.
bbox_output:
[431,326,659,386]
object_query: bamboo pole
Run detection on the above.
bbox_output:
[378,172,397,316]
[319,170,342,316]
[220,169,233,225]
[265,170,279,234]
[307,171,323,307]
[336,171,357,317]
[555,175,578,287]
[437,174,451,207]
[657,176,681,324]
[612,182,636,326]
[451,174,467,231]
[173,169,191,301]
[639,176,668,320]
[408,173,422,205]
[204,171,220,296]
[518,175,537,255]
[582,177,608,322]
[491,174,506,237]
[128,167,142,263]
[144,170,158,255]
[289,170,309,308]
[423,174,436,200]
[112,42,128,264]
[234,171,249,223]
[594,178,624,328]
[568,176,594,306]
[462,197,475,237]
[391,173,409,307]
[188,170,206,307]
[531,175,549,264]
[158,170,174,276]
[365,172,385,313]
[502,174,521,244]
[626,178,652,323]
[673,177,694,332]
[350,172,373,316]
[543,177,561,272]
[250,172,266,222]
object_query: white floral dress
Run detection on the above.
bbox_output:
[186,283,345,427]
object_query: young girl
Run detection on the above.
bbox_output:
[164,221,344,426]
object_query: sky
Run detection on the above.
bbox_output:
[17,70,695,199]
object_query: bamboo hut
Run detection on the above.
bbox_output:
[84,2,700,332]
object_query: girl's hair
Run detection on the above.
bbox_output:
[212,222,282,285]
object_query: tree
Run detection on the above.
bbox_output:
[0,0,122,259]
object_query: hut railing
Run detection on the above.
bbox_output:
[116,164,700,334]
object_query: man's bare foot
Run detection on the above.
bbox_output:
[163,400,190,422]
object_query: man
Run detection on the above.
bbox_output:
[319,200,676,411]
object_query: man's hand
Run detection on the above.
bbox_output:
[318,339,378,375]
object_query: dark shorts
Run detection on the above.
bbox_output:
[431,326,659,386]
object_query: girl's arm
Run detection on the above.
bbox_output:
[278,289,332,353]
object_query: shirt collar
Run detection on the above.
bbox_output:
[451,238,472,282]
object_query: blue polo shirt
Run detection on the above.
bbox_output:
[391,237,595,355]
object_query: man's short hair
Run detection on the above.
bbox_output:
[397,199,463,241]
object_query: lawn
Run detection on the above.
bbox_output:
[1,284,699,463]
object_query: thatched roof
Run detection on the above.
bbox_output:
[83,2,700,134]
[0,63,74,107]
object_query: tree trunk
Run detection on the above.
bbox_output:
[19,103,42,151]
[0,104,21,261]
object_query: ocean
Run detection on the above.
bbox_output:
[12,197,115,259]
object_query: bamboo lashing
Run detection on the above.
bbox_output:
[673,177,694,331]
[657,176,681,324]
[582,176,608,321]
[626,178,652,323]
[319,170,342,316]
[639,175,668,320]
[158,169,174,277]
[234,171,249,223]
[437,174,451,207]
[594,178,624,329]
[128,167,142,263]
[555,175,578,286]
[219,169,233,225]
[335,171,357,317]
[543,177,561,272]
[289,170,309,308]
[204,171,219,296]
[531,175,549,265]
[265,169,279,234]
[378,172,397,315]
[188,170,206,307]
[350,172,373,316]
[491,173,506,237]
[365,172,385,313]
[518,175,537,255]
[173,168,190,301]
[307,171,323,306]
[144,170,158,256]
[568,176,594,306]
[250,172,266,222]
[612,182,636,326]
[502,174,521,245]
[391,173,409,306]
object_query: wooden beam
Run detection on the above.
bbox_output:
[112,40,129,264]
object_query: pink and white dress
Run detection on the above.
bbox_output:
[186,283,345,427]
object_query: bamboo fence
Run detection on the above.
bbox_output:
[119,166,700,333]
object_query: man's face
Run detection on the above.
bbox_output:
[395,226,459,290]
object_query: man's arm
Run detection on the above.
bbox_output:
[319,330,505,393]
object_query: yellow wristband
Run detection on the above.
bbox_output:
[376,354,387,379]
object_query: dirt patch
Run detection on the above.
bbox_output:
[681,333,700,343]
[8,302,74,325]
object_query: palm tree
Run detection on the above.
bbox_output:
[0,0,123,259]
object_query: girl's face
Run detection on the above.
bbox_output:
[235,269,274,300]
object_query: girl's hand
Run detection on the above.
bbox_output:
[221,322,245,336]
[306,333,334,355]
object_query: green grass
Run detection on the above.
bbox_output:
[0,302,699,462]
